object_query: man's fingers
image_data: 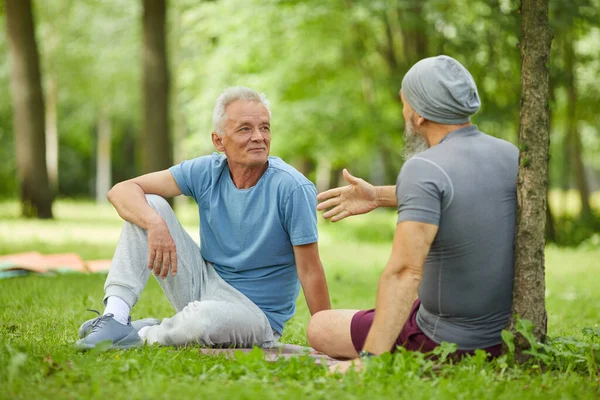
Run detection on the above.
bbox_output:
[147,249,156,270]
[323,205,345,220]
[160,252,170,279]
[317,196,341,211]
[317,187,342,202]
[153,252,163,276]
[171,252,178,277]
[331,209,350,223]
[342,168,360,185]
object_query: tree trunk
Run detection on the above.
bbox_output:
[96,110,112,204]
[45,76,58,194]
[171,8,188,211]
[563,36,591,218]
[330,167,343,189]
[546,75,556,243]
[5,0,53,218]
[508,0,552,362]
[294,157,315,178]
[315,157,333,194]
[142,0,171,175]
[400,1,428,65]
[564,35,591,218]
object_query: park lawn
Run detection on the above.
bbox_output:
[0,200,599,399]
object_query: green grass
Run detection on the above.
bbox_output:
[1,200,599,399]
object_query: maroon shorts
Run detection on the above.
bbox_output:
[350,300,503,359]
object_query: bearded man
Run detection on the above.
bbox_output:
[307,56,518,370]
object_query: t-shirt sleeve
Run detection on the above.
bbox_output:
[283,184,319,246]
[169,156,212,201]
[396,157,453,226]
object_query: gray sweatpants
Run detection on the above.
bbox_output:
[103,194,277,348]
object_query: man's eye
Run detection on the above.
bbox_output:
[261,126,270,131]
[239,127,250,132]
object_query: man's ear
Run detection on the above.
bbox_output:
[212,132,225,152]
[414,114,426,127]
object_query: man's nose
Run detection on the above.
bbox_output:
[250,128,265,141]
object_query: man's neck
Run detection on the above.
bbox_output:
[425,122,472,147]
[229,162,268,189]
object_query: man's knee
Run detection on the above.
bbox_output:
[308,309,360,358]
[307,310,330,350]
[145,194,173,216]
[181,301,230,345]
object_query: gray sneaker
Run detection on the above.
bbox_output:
[74,313,142,350]
[78,309,160,338]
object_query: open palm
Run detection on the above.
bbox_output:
[317,169,378,222]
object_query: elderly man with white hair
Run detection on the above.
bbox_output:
[309,55,518,371]
[76,87,331,350]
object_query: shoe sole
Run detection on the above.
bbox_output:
[75,336,143,351]
[75,341,142,351]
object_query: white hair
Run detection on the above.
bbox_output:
[212,86,271,134]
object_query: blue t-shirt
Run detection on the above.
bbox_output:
[169,153,318,334]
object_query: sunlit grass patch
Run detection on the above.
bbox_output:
[1,200,599,399]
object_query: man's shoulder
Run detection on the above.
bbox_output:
[176,153,226,169]
[267,156,315,189]
[207,152,227,167]
[422,129,519,162]
[479,131,519,155]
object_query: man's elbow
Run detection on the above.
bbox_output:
[106,182,122,203]
[384,266,422,286]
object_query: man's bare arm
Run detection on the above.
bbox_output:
[317,169,397,222]
[107,170,182,279]
[361,221,438,355]
[294,242,331,315]
[107,170,182,229]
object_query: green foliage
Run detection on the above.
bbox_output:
[552,212,600,247]
[1,1,599,211]
[1,202,600,398]
[500,316,600,376]
[0,0,141,197]
[319,209,397,244]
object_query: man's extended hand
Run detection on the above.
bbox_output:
[147,216,178,279]
[317,169,378,222]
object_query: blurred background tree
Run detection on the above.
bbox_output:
[5,0,53,218]
[0,0,598,243]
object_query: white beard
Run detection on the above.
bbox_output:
[403,118,429,160]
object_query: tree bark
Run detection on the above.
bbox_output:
[6,0,53,218]
[96,110,112,204]
[45,76,58,194]
[563,35,591,218]
[508,0,552,362]
[142,0,171,175]
[315,157,332,193]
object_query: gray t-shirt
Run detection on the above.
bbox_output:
[396,125,518,349]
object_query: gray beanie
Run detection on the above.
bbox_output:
[401,55,480,124]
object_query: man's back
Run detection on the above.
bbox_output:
[396,125,519,349]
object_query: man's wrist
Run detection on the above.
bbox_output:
[145,212,163,230]
[374,185,397,208]
[374,186,383,209]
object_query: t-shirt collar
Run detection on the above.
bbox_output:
[438,125,479,144]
